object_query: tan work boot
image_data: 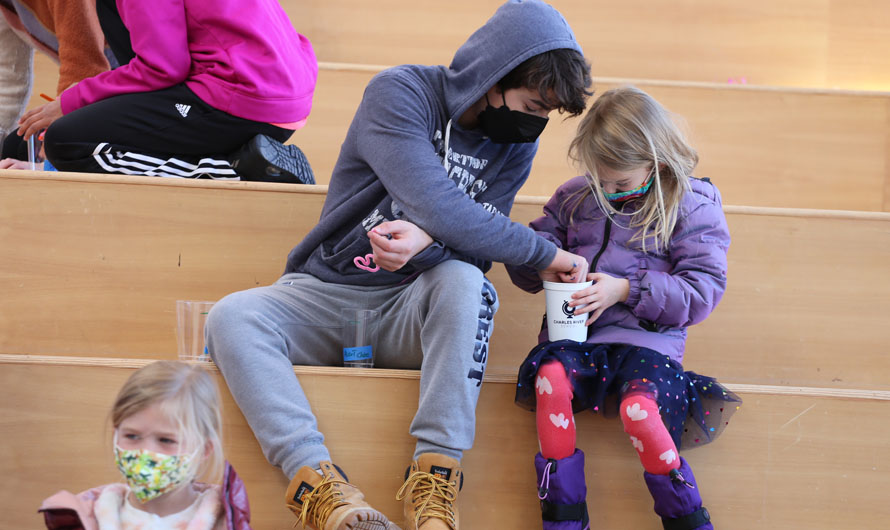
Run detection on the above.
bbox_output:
[396,453,461,530]
[285,461,396,530]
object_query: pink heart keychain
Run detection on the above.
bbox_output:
[353,253,380,272]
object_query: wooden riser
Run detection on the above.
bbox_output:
[26,0,890,94]
[2,173,889,391]
[27,57,890,212]
[278,0,890,91]
[1,356,888,529]
[501,202,890,391]
[302,68,890,212]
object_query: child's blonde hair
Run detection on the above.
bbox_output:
[111,361,224,483]
[567,86,698,252]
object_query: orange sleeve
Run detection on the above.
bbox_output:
[41,0,110,94]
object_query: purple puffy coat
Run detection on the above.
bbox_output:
[506,176,730,363]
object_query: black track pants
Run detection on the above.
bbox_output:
[43,84,292,178]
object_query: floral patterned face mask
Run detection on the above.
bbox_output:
[114,435,198,503]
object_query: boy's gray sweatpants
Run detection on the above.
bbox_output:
[206,260,498,479]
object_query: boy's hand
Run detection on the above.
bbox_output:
[18,100,63,140]
[368,220,434,271]
[570,272,630,324]
[540,248,589,283]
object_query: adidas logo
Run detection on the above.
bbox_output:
[175,103,191,117]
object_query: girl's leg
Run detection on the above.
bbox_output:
[533,360,588,529]
[619,387,712,529]
[619,392,680,475]
[535,360,576,459]
[643,457,714,530]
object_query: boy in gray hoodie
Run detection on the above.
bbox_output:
[206,2,592,529]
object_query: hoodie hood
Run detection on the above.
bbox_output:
[444,0,583,121]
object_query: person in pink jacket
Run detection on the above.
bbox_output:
[17,0,318,183]
[39,361,253,530]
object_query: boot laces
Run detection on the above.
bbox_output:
[397,470,457,530]
[290,474,350,529]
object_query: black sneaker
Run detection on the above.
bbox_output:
[229,134,315,184]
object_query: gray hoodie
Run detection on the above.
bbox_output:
[286,0,584,285]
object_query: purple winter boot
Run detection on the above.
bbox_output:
[535,449,589,530]
[643,456,713,530]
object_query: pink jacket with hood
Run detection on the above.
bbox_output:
[39,462,251,530]
[58,0,317,125]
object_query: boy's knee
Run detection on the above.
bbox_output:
[205,290,267,366]
[426,260,497,313]
[430,260,484,285]
[206,290,275,357]
[206,291,255,335]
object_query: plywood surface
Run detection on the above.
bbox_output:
[1,357,887,529]
[279,0,890,90]
[2,173,889,391]
[26,1,890,91]
[300,68,890,211]
[499,203,890,390]
[28,49,890,212]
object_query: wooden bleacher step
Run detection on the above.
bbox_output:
[26,1,890,93]
[28,56,890,211]
[2,172,889,392]
[277,0,890,90]
[1,355,888,529]
[300,66,890,211]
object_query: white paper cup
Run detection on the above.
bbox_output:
[543,280,592,342]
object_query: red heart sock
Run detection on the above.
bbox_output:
[619,394,680,475]
[535,360,576,460]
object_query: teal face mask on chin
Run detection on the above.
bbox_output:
[603,175,653,202]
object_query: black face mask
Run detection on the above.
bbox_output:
[477,93,549,144]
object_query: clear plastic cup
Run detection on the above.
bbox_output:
[27,134,44,170]
[176,300,215,361]
[341,308,379,368]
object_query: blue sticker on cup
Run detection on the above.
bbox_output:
[343,346,373,362]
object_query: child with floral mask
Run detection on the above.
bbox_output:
[39,361,252,530]
[506,86,742,530]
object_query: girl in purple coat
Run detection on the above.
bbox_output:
[507,86,741,530]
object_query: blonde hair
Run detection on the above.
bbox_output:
[111,361,224,484]
[567,86,698,252]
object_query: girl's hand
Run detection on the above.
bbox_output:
[570,272,630,324]
[540,248,589,283]
[0,158,32,170]
[368,220,434,271]
[18,100,63,140]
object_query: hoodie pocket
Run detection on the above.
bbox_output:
[320,236,376,274]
